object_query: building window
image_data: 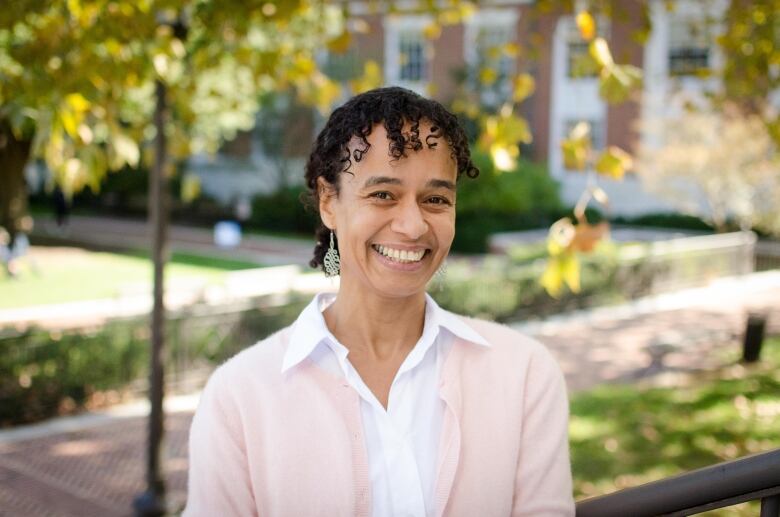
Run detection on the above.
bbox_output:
[464,9,518,107]
[398,30,427,82]
[668,19,710,76]
[385,15,431,93]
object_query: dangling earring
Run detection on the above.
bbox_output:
[324,231,341,277]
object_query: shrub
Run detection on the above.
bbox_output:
[0,298,307,427]
[453,152,564,252]
[248,185,318,235]
[433,242,622,321]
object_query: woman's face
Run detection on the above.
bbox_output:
[319,121,457,299]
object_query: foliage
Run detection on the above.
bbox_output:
[635,103,780,237]
[451,152,563,253]
[434,232,752,321]
[0,298,307,426]
[248,185,318,236]
[611,212,714,233]
[571,338,780,516]
[433,243,623,322]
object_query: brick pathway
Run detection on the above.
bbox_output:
[1,272,778,516]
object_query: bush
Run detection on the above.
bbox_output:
[433,242,622,321]
[248,185,318,235]
[453,152,564,252]
[0,298,308,427]
[611,212,714,233]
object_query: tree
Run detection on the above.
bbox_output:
[636,102,780,237]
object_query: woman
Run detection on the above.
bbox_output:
[184,87,574,517]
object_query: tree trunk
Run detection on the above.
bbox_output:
[0,119,33,247]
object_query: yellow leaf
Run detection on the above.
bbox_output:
[327,31,352,53]
[112,133,140,169]
[422,22,442,40]
[490,143,519,172]
[59,110,79,139]
[541,252,580,297]
[560,123,591,171]
[576,11,597,41]
[570,121,591,141]
[503,42,520,57]
[595,146,634,179]
[599,64,643,103]
[153,53,169,77]
[561,252,581,293]
[589,37,614,68]
[77,124,93,144]
[65,93,90,113]
[350,60,382,94]
[541,257,565,298]
[293,55,317,76]
[479,67,498,85]
[181,174,201,203]
[547,217,576,256]
[512,73,536,103]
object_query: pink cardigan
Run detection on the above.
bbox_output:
[184,315,574,517]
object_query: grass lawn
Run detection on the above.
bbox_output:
[571,337,780,516]
[0,246,261,309]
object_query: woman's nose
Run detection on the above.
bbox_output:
[390,200,428,239]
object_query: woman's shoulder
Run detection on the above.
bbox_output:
[205,324,294,393]
[449,313,563,372]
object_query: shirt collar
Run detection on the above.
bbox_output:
[281,292,490,374]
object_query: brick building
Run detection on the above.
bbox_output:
[200,0,728,216]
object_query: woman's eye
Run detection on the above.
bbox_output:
[427,196,452,205]
[370,191,392,200]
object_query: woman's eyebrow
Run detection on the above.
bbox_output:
[427,179,455,191]
[363,176,402,188]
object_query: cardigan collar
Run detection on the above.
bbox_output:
[281,292,489,374]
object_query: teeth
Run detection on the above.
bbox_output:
[374,245,425,263]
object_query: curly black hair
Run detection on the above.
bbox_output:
[304,86,479,272]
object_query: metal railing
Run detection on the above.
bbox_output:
[576,448,780,517]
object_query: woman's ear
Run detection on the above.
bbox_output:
[317,176,337,230]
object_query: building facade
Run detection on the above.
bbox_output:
[202,0,729,216]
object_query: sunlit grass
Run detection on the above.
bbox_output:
[0,247,262,309]
[571,338,780,516]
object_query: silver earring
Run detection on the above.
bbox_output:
[324,231,340,277]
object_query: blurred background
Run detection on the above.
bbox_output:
[1,0,778,516]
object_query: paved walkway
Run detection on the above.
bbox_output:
[32,214,314,266]
[1,254,779,515]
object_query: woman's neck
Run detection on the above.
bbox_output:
[323,282,427,360]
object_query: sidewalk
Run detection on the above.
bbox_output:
[1,271,778,516]
[32,214,315,266]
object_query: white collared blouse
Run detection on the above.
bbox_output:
[281,293,489,517]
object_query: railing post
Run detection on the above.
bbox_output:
[761,494,780,517]
[743,312,767,363]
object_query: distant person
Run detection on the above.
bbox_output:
[53,186,70,229]
[184,87,574,516]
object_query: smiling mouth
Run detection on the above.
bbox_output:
[372,244,430,264]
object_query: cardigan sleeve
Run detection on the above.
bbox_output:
[182,367,258,517]
[511,345,575,517]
